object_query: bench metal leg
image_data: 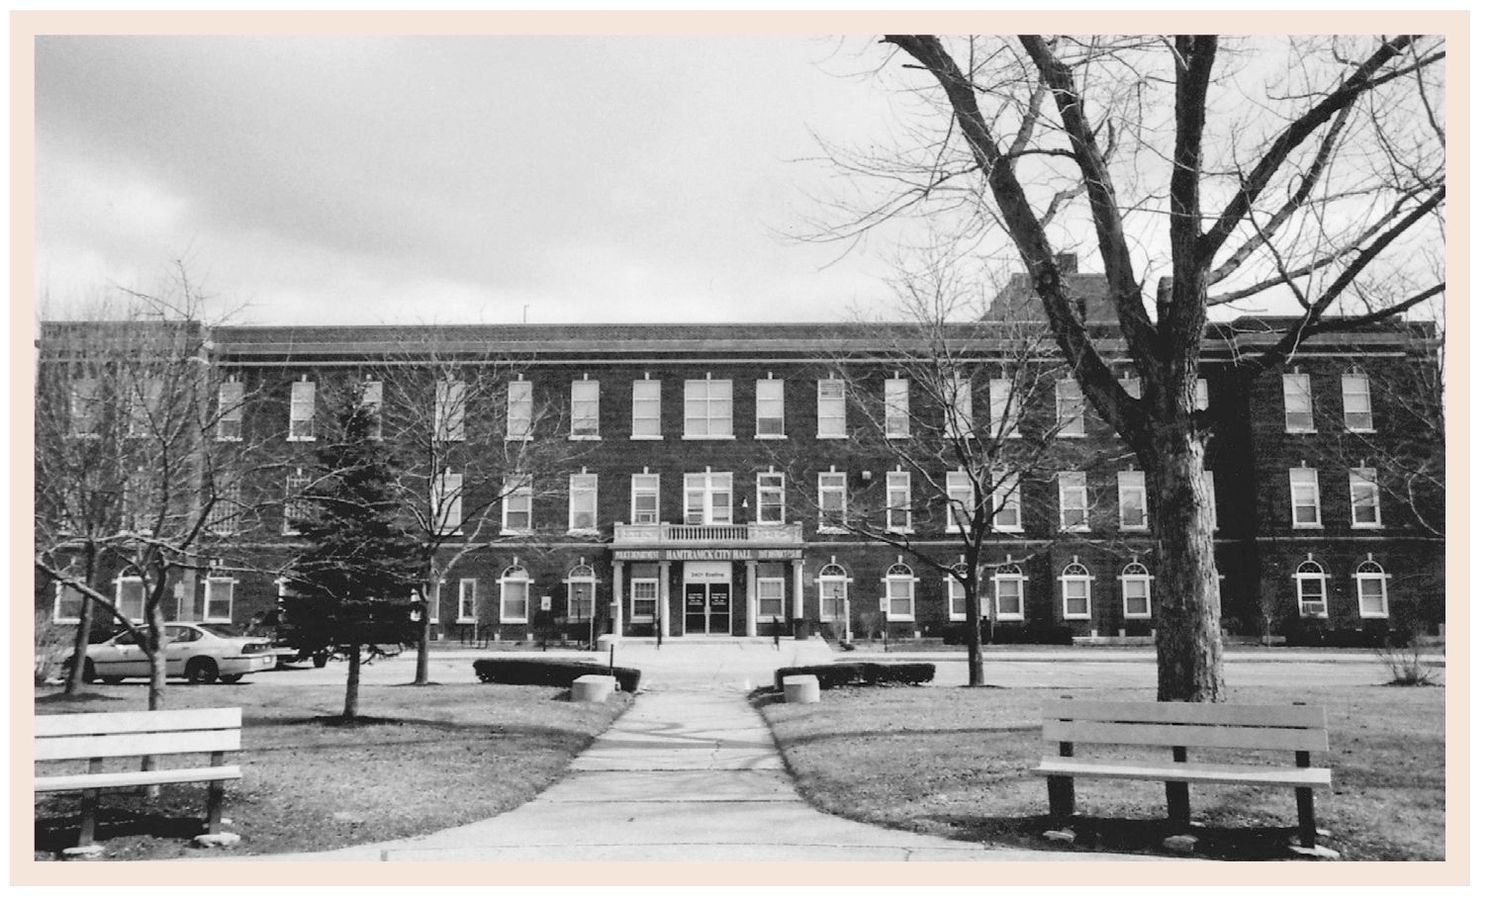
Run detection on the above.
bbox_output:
[1047,776,1075,825]
[1295,787,1317,850]
[77,789,99,847]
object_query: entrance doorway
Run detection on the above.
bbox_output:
[682,562,733,635]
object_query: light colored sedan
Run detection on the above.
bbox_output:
[72,623,278,685]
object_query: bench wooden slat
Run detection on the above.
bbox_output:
[35,728,241,762]
[1034,756,1332,788]
[35,765,242,793]
[1040,700,1326,729]
[1042,719,1329,752]
[34,707,242,738]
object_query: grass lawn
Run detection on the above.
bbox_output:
[33,679,631,861]
[757,681,1443,861]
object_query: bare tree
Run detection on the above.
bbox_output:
[818,35,1444,701]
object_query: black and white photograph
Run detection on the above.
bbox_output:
[19,10,1463,885]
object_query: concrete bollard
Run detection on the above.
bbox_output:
[572,674,617,703]
[782,674,820,704]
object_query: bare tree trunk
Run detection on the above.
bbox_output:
[64,548,98,695]
[343,641,361,721]
[413,599,430,686]
[146,595,168,711]
[964,586,985,687]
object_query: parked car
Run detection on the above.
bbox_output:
[67,623,278,685]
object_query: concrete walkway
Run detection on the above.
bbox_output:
[258,638,1147,862]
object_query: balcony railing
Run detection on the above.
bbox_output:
[613,521,803,545]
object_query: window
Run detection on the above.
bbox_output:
[571,379,599,438]
[433,469,463,535]
[756,378,784,437]
[204,577,234,622]
[992,473,1022,532]
[427,582,439,623]
[502,477,533,533]
[1290,466,1322,528]
[757,577,786,620]
[993,563,1026,621]
[567,564,597,619]
[69,377,101,436]
[883,561,916,621]
[435,379,466,442]
[289,379,316,441]
[283,468,312,535]
[569,472,598,532]
[886,470,912,532]
[1118,471,1148,530]
[1204,470,1218,531]
[1060,561,1093,620]
[1195,378,1210,411]
[127,378,162,438]
[684,471,733,525]
[208,480,241,536]
[943,374,972,438]
[684,378,732,438]
[630,577,659,622]
[756,472,785,525]
[1119,375,1140,398]
[53,581,86,623]
[506,379,533,440]
[631,473,660,525]
[1350,467,1382,528]
[499,565,530,623]
[458,579,477,623]
[818,471,847,532]
[1283,373,1314,432]
[1342,372,1374,431]
[115,576,145,622]
[1058,471,1090,530]
[885,378,910,438]
[1056,378,1085,436]
[989,377,1021,437]
[945,469,973,532]
[632,379,661,438]
[1120,562,1152,618]
[818,562,849,619]
[360,379,383,440]
[946,562,971,621]
[817,378,846,437]
[1355,559,1389,619]
[1295,558,1329,618]
[217,379,244,441]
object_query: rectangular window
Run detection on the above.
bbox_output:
[992,473,1022,531]
[886,577,914,620]
[631,579,659,622]
[1204,470,1218,531]
[54,582,87,623]
[818,471,846,531]
[989,377,1021,437]
[208,480,241,536]
[1118,471,1148,530]
[69,377,101,436]
[1350,467,1382,527]
[756,472,785,525]
[500,577,528,624]
[995,575,1025,621]
[886,470,912,532]
[289,379,316,441]
[428,583,439,623]
[884,378,910,438]
[571,379,600,438]
[946,470,973,532]
[1056,378,1085,437]
[458,579,477,623]
[502,477,533,533]
[360,379,383,440]
[757,577,786,620]
[1122,575,1152,618]
[1297,570,1328,618]
[947,576,968,621]
[632,379,661,438]
[283,469,312,535]
[569,473,598,532]
[818,575,847,620]
[217,379,244,441]
[1062,574,1091,620]
[684,471,733,525]
[506,380,533,440]
[1342,373,1374,431]
[1196,378,1210,411]
[1290,467,1322,527]
[434,470,463,535]
[631,473,660,525]
[1058,472,1089,530]
[943,374,972,438]
[569,579,596,619]
[1283,373,1314,432]
[817,379,847,438]
[756,379,785,437]
[203,577,234,622]
[115,576,146,622]
[1357,570,1389,618]
[684,378,733,438]
[435,379,466,442]
[127,378,163,438]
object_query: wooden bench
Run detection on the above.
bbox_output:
[35,707,242,851]
[1032,699,1333,853]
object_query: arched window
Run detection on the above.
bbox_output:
[499,564,530,624]
[883,561,916,621]
[1354,559,1390,619]
[818,562,850,621]
[993,562,1026,621]
[565,563,596,619]
[1119,562,1152,619]
[946,562,973,621]
[1059,560,1092,620]
[1294,558,1329,618]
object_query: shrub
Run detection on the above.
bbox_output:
[34,611,70,685]
[1377,634,1438,686]
[773,661,934,691]
[473,658,642,693]
[861,662,935,685]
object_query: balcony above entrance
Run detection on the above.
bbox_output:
[612,522,803,546]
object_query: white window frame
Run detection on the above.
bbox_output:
[818,471,847,532]
[817,378,847,438]
[499,566,531,624]
[1290,466,1323,528]
[1342,372,1374,432]
[886,470,912,533]
[1119,562,1153,619]
[1060,562,1093,620]
[506,379,533,441]
[288,379,316,441]
[69,377,101,437]
[203,576,235,623]
[217,378,244,441]
[433,469,463,536]
[1058,471,1090,531]
[1295,559,1329,618]
[817,563,850,620]
[360,378,383,441]
[1283,373,1315,432]
[1118,470,1148,531]
[1056,378,1085,437]
[945,563,972,621]
[115,575,146,623]
[630,577,659,622]
[1350,467,1382,528]
[569,472,599,533]
[992,564,1026,622]
[756,378,785,438]
[989,377,1021,438]
[631,473,660,525]
[683,378,733,439]
[756,576,786,620]
[435,379,466,442]
[945,469,973,533]
[884,377,910,438]
[1355,560,1390,619]
[632,379,661,439]
[208,479,241,536]
[457,578,478,623]
[283,468,311,536]
[502,477,534,534]
[566,564,597,619]
[756,472,786,525]
[883,562,916,622]
[683,471,733,525]
[53,581,87,624]
[571,379,600,439]
[943,373,973,438]
[992,472,1022,532]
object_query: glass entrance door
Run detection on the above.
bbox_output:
[684,582,731,634]
[707,584,731,634]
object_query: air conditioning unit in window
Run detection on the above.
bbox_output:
[1300,602,1327,618]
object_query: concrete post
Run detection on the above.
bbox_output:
[659,560,671,639]
[745,560,758,637]
[611,561,624,636]
[792,559,806,639]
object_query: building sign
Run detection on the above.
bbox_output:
[612,548,804,562]
[683,562,731,582]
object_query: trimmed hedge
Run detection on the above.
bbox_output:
[473,658,642,693]
[773,662,934,692]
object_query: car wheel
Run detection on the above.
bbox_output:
[100,675,125,685]
[312,652,329,669]
[185,658,218,685]
[73,657,97,684]
[217,673,244,684]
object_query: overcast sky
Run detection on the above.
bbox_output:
[35,35,926,326]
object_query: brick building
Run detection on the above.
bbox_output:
[36,277,1443,647]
